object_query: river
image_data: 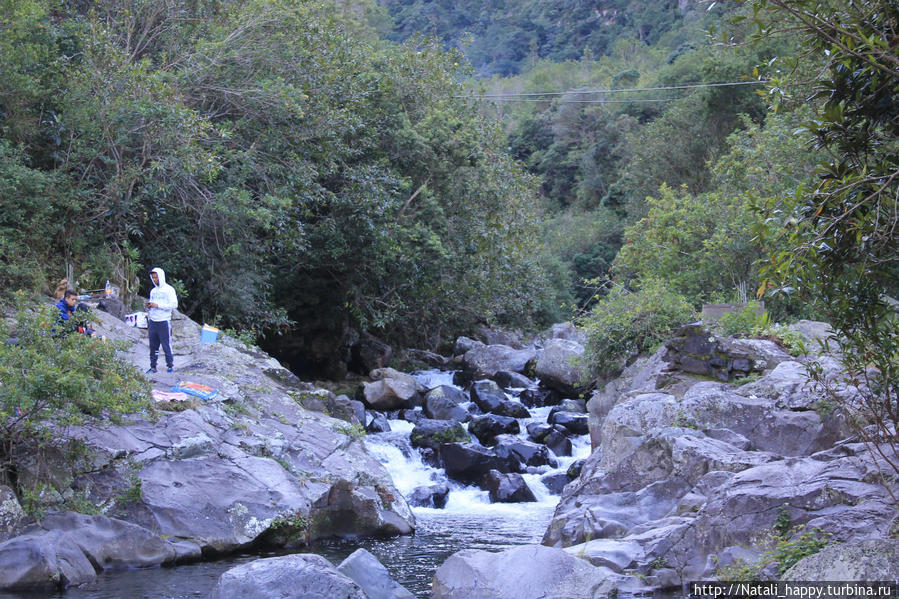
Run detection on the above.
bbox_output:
[1,370,592,599]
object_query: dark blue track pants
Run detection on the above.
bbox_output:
[148,319,173,369]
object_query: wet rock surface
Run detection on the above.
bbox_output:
[210,553,368,599]
[431,544,648,599]
[539,323,898,591]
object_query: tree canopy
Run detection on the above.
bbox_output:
[0,0,555,371]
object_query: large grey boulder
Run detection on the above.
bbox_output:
[782,540,899,581]
[360,368,424,411]
[210,554,367,599]
[349,332,393,375]
[0,513,177,591]
[0,529,95,590]
[585,346,673,448]
[410,419,470,451]
[462,344,536,379]
[481,470,536,503]
[473,325,525,348]
[469,379,507,413]
[337,548,415,599]
[408,484,449,509]
[545,322,587,345]
[535,338,591,395]
[78,406,415,550]
[599,392,679,472]
[544,471,693,547]
[786,320,834,352]
[439,443,522,483]
[468,414,520,446]
[453,336,483,356]
[431,544,646,599]
[494,435,556,469]
[679,382,849,456]
[492,370,534,390]
[422,385,469,422]
[693,444,897,552]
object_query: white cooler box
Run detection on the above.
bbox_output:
[125,311,149,329]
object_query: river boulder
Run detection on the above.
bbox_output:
[366,412,392,433]
[440,443,522,484]
[431,544,645,599]
[492,400,531,419]
[481,470,536,503]
[544,322,588,345]
[0,512,178,591]
[337,548,415,599]
[408,484,450,509]
[468,414,520,446]
[540,472,571,494]
[492,370,534,390]
[525,422,553,442]
[360,368,424,411]
[550,398,586,415]
[410,419,470,451]
[422,385,470,422]
[462,345,536,379]
[210,554,367,599]
[549,411,589,435]
[469,380,507,413]
[782,539,899,581]
[542,428,573,457]
[454,336,483,356]
[535,338,591,395]
[519,387,561,408]
[494,435,557,469]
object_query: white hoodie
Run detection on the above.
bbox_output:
[148,267,178,322]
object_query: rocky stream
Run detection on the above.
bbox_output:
[0,306,897,598]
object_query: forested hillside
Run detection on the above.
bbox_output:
[0,0,557,375]
[378,0,714,76]
[378,0,896,392]
[2,0,895,382]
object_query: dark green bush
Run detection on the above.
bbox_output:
[0,296,150,488]
[581,279,695,378]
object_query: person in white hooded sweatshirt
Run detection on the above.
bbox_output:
[146,267,178,373]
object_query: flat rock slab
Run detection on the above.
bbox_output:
[0,513,176,591]
[432,544,647,599]
[210,554,367,599]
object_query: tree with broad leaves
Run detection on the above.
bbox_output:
[751,0,898,493]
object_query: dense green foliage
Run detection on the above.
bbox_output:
[0,299,150,487]
[0,0,554,364]
[750,0,899,481]
[581,279,694,377]
[466,4,799,309]
[378,0,714,77]
[5,0,891,388]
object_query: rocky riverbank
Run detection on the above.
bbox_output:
[0,307,413,591]
[1,306,896,597]
[429,322,899,598]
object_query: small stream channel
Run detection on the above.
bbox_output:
[2,370,594,599]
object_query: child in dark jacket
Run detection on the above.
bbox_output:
[56,289,98,337]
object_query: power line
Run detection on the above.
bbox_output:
[457,79,768,100]
[476,97,680,104]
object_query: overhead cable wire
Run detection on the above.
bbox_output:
[475,97,680,103]
[457,79,769,99]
